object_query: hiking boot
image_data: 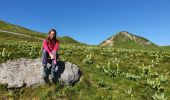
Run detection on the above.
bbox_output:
[49,67,55,81]
[42,66,48,79]
[55,65,58,72]
[49,74,54,80]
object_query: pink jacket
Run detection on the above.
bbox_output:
[43,39,59,65]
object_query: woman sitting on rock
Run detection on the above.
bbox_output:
[41,29,59,80]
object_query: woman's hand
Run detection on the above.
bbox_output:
[49,53,54,59]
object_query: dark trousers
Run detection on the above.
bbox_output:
[41,49,57,70]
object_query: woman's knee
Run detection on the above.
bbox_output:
[41,49,49,63]
[42,49,48,53]
[42,49,49,57]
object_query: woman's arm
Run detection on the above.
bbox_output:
[51,40,59,56]
[53,40,59,52]
[50,40,59,61]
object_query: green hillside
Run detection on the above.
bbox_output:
[0,20,46,38]
[0,20,85,45]
[57,36,87,45]
[0,31,42,42]
[161,46,170,51]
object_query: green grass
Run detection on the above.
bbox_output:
[0,39,170,99]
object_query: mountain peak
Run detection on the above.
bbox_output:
[100,31,155,47]
[117,31,130,35]
[115,31,133,39]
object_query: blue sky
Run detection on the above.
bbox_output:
[0,0,170,46]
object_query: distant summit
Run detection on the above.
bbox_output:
[99,31,156,47]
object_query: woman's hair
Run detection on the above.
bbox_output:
[46,29,57,43]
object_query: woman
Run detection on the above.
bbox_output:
[41,29,59,80]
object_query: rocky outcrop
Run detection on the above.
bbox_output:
[0,58,81,88]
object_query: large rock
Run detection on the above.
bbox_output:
[0,58,81,88]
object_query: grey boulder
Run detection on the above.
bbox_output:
[0,58,81,88]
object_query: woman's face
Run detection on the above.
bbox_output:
[49,31,55,39]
